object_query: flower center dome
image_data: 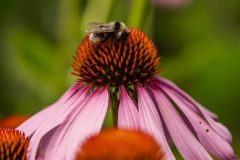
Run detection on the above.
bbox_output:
[72,29,161,87]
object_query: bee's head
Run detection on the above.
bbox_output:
[114,22,129,40]
[114,22,121,30]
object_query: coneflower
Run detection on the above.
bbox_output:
[0,128,29,160]
[75,128,164,160]
[0,115,29,128]
[17,22,236,160]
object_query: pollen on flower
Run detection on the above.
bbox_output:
[72,29,162,87]
[75,128,164,160]
[0,128,29,160]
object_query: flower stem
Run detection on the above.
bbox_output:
[110,88,120,127]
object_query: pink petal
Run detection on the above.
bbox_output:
[118,86,140,129]
[160,85,237,159]
[154,76,233,143]
[153,77,218,119]
[151,0,192,9]
[136,85,175,160]
[45,87,109,160]
[17,82,83,136]
[27,86,89,160]
[146,87,174,145]
[149,85,212,160]
[36,127,57,158]
[35,157,44,160]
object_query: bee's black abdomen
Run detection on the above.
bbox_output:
[120,32,129,40]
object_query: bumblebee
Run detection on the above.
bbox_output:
[86,21,129,43]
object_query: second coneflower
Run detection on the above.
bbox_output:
[75,128,164,160]
[17,22,236,160]
[0,115,29,128]
[0,128,29,160]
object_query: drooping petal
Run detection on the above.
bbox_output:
[154,76,233,143]
[136,85,175,160]
[45,87,109,160]
[149,85,212,160]
[153,76,218,119]
[118,86,140,129]
[160,85,237,159]
[17,82,83,136]
[145,87,174,145]
[27,86,89,160]
[36,126,58,158]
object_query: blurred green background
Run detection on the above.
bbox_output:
[0,0,239,158]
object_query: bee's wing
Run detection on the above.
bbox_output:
[85,22,115,33]
[87,22,106,27]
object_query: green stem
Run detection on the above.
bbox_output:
[127,0,147,28]
[110,89,120,127]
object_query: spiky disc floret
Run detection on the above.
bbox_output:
[72,29,161,87]
[0,128,29,160]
